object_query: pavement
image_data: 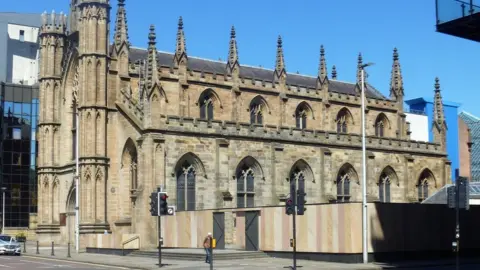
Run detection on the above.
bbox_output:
[12,241,480,270]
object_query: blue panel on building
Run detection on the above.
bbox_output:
[405,98,461,183]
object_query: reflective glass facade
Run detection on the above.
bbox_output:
[0,82,38,227]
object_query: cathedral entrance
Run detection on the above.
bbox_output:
[66,188,76,245]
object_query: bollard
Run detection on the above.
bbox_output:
[36,241,39,254]
[23,241,26,253]
[51,241,54,256]
[67,242,71,258]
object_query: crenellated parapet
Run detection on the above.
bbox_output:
[40,11,67,36]
[132,114,444,156]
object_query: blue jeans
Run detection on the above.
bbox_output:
[204,247,211,263]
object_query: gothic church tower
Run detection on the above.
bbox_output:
[74,0,111,235]
[37,10,67,235]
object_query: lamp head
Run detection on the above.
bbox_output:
[361,62,375,68]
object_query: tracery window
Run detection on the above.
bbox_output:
[336,108,352,133]
[295,103,310,129]
[336,173,351,202]
[378,173,391,203]
[375,113,389,137]
[236,166,255,208]
[337,114,347,133]
[199,95,214,120]
[418,179,429,202]
[250,103,263,125]
[176,161,196,211]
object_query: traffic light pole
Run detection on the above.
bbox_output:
[292,201,297,270]
[157,188,162,268]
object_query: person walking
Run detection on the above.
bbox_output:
[203,232,213,263]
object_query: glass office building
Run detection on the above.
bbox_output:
[0,82,38,228]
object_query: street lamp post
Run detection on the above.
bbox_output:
[75,104,80,253]
[361,63,374,264]
[1,187,6,235]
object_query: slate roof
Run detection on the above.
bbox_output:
[422,181,480,205]
[459,111,480,182]
[127,47,389,100]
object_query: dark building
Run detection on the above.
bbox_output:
[436,0,480,42]
[0,82,38,228]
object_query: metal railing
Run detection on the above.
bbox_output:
[121,235,139,256]
[436,0,480,24]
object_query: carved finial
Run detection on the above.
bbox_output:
[147,25,158,89]
[227,25,239,76]
[274,35,286,83]
[318,45,327,82]
[148,24,156,45]
[174,16,188,67]
[51,10,56,25]
[432,77,446,147]
[41,11,47,26]
[331,65,337,80]
[114,0,129,49]
[390,47,404,100]
[433,77,445,124]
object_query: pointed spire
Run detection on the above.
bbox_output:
[389,48,404,100]
[227,25,239,75]
[433,77,445,126]
[274,35,286,82]
[173,16,188,67]
[114,0,129,49]
[356,53,363,84]
[318,45,327,81]
[146,24,159,90]
[331,65,337,80]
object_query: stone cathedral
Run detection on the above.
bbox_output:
[36,0,450,248]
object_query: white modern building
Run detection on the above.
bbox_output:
[405,109,429,142]
[0,12,41,85]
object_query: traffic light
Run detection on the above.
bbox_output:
[150,192,158,216]
[285,179,296,215]
[285,196,294,215]
[297,190,306,215]
[159,192,168,215]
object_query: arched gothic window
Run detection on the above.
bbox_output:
[418,179,428,202]
[295,102,311,129]
[236,165,255,208]
[176,161,196,211]
[250,104,263,125]
[378,173,391,203]
[336,164,357,202]
[375,113,389,137]
[121,139,138,200]
[130,158,138,191]
[290,167,306,196]
[199,93,214,120]
[336,108,352,133]
[336,173,350,202]
[418,175,429,202]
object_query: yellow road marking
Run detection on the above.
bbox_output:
[21,255,133,269]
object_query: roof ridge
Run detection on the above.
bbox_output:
[129,46,359,85]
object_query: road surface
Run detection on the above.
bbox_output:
[0,255,129,269]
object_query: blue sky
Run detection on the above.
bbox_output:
[4,0,480,117]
